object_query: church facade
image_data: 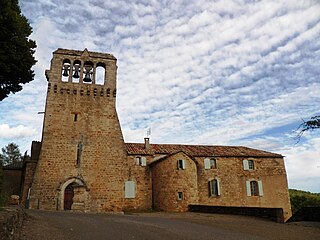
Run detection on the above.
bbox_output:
[22,49,292,221]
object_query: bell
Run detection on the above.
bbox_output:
[62,64,69,77]
[83,65,92,82]
[73,65,80,79]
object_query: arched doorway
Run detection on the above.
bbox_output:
[64,184,74,210]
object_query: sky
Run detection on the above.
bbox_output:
[0,0,319,192]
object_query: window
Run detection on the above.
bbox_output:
[246,180,263,196]
[248,160,254,170]
[135,156,146,166]
[125,181,136,198]
[177,192,183,201]
[76,142,83,166]
[74,113,78,122]
[243,159,254,170]
[250,181,259,196]
[204,158,217,169]
[177,159,185,170]
[208,179,220,196]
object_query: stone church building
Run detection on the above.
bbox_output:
[21,48,292,221]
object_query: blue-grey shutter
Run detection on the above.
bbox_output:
[217,179,221,196]
[246,180,251,196]
[204,158,211,169]
[125,181,136,198]
[243,160,249,170]
[258,180,264,196]
[141,157,147,166]
[182,160,186,169]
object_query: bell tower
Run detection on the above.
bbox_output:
[29,48,127,211]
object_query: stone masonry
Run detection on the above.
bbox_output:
[23,49,292,221]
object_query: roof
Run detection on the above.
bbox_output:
[125,143,282,158]
[2,161,23,170]
[54,48,117,60]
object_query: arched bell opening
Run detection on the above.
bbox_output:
[83,61,94,84]
[96,62,106,85]
[61,59,71,82]
[72,60,81,83]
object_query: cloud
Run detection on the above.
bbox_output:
[4,0,319,192]
[0,124,37,138]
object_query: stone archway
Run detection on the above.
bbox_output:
[58,177,88,211]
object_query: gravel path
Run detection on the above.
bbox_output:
[20,210,320,240]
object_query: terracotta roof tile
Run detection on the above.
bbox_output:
[125,143,282,158]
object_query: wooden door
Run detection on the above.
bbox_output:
[64,184,74,210]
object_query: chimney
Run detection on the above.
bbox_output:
[144,137,150,150]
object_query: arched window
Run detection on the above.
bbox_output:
[95,62,106,85]
[83,61,93,84]
[61,59,71,82]
[72,60,81,83]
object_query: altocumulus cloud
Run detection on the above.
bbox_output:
[0,0,317,191]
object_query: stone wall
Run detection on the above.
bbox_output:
[189,205,285,223]
[29,49,128,212]
[123,155,152,211]
[151,152,198,212]
[195,156,292,221]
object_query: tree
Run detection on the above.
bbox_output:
[0,143,22,166]
[0,0,37,101]
[297,115,320,140]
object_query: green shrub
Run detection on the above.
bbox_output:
[289,189,320,214]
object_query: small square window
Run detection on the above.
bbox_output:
[177,192,183,201]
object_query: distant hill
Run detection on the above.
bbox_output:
[289,189,320,213]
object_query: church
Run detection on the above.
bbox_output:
[21,48,292,221]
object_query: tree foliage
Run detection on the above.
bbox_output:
[0,0,37,101]
[0,142,22,166]
[289,189,320,214]
[297,115,320,140]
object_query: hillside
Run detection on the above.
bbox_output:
[289,189,320,213]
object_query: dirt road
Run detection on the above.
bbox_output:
[20,210,320,240]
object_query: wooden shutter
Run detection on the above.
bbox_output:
[125,181,136,198]
[246,180,251,196]
[204,158,211,169]
[258,180,264,196]
[243,160,249,170]
[141,157,147,166]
